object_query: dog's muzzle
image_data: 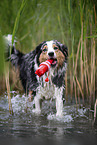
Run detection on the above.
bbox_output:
[48,52,54,57]
[51,58,57,67]
[48,52,57,67]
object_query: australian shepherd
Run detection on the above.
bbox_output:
[6,36,68,116]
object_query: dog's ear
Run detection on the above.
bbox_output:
[55,40,68,62]
[35,41,46,54]
[34,41,46,65]
[61,44,68,60]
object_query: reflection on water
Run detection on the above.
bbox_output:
[0,91,97,145]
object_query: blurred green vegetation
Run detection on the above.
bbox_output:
[0,32,5,75]
[0,0,97,104]
[0,0,96,51]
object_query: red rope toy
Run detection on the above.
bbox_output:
[35,59,53,82]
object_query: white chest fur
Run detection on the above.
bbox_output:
[37,68,56,99]
[33,68,64,116]
[34,60,64,116]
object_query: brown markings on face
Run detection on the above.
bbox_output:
[52,43,65,68]
[39,45,49,63]
[55,49,65,68]
[39,43,65,68]
[53,44,59,49]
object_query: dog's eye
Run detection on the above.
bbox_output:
[43,48,47,52]
[54,47,58,50]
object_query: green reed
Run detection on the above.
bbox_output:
[0,32,5,75]
[0,0,26,114]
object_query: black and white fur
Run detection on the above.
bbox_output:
[6,36,68,116]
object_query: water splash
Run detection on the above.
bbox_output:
[47,105,87,123]
[5,92,34,114]
[47,113,73,123]
[2,91,88,123]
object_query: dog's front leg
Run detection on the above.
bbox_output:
[55,87,63,117]
[33,93,41,114]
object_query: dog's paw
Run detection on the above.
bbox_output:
[56,112,63,117]
[32,109,41,115]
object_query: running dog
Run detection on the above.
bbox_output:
[6,36,68,116]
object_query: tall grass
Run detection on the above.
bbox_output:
[66,0,96,108]
[1,0,26,114]
[0,32,5,75]
[0,0,97,110]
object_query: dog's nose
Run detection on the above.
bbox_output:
[48,52,54,57]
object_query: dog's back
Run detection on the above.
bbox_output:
[6,42,38,94]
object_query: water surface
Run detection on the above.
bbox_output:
[0,91,97,145]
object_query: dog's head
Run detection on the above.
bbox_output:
[35,40,68,69]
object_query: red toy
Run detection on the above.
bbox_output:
[35,59,54,82]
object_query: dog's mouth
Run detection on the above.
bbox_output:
[50,58,57,67]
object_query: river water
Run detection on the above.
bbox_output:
[0,91,97,145]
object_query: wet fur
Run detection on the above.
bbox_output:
[7,40,68,116]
